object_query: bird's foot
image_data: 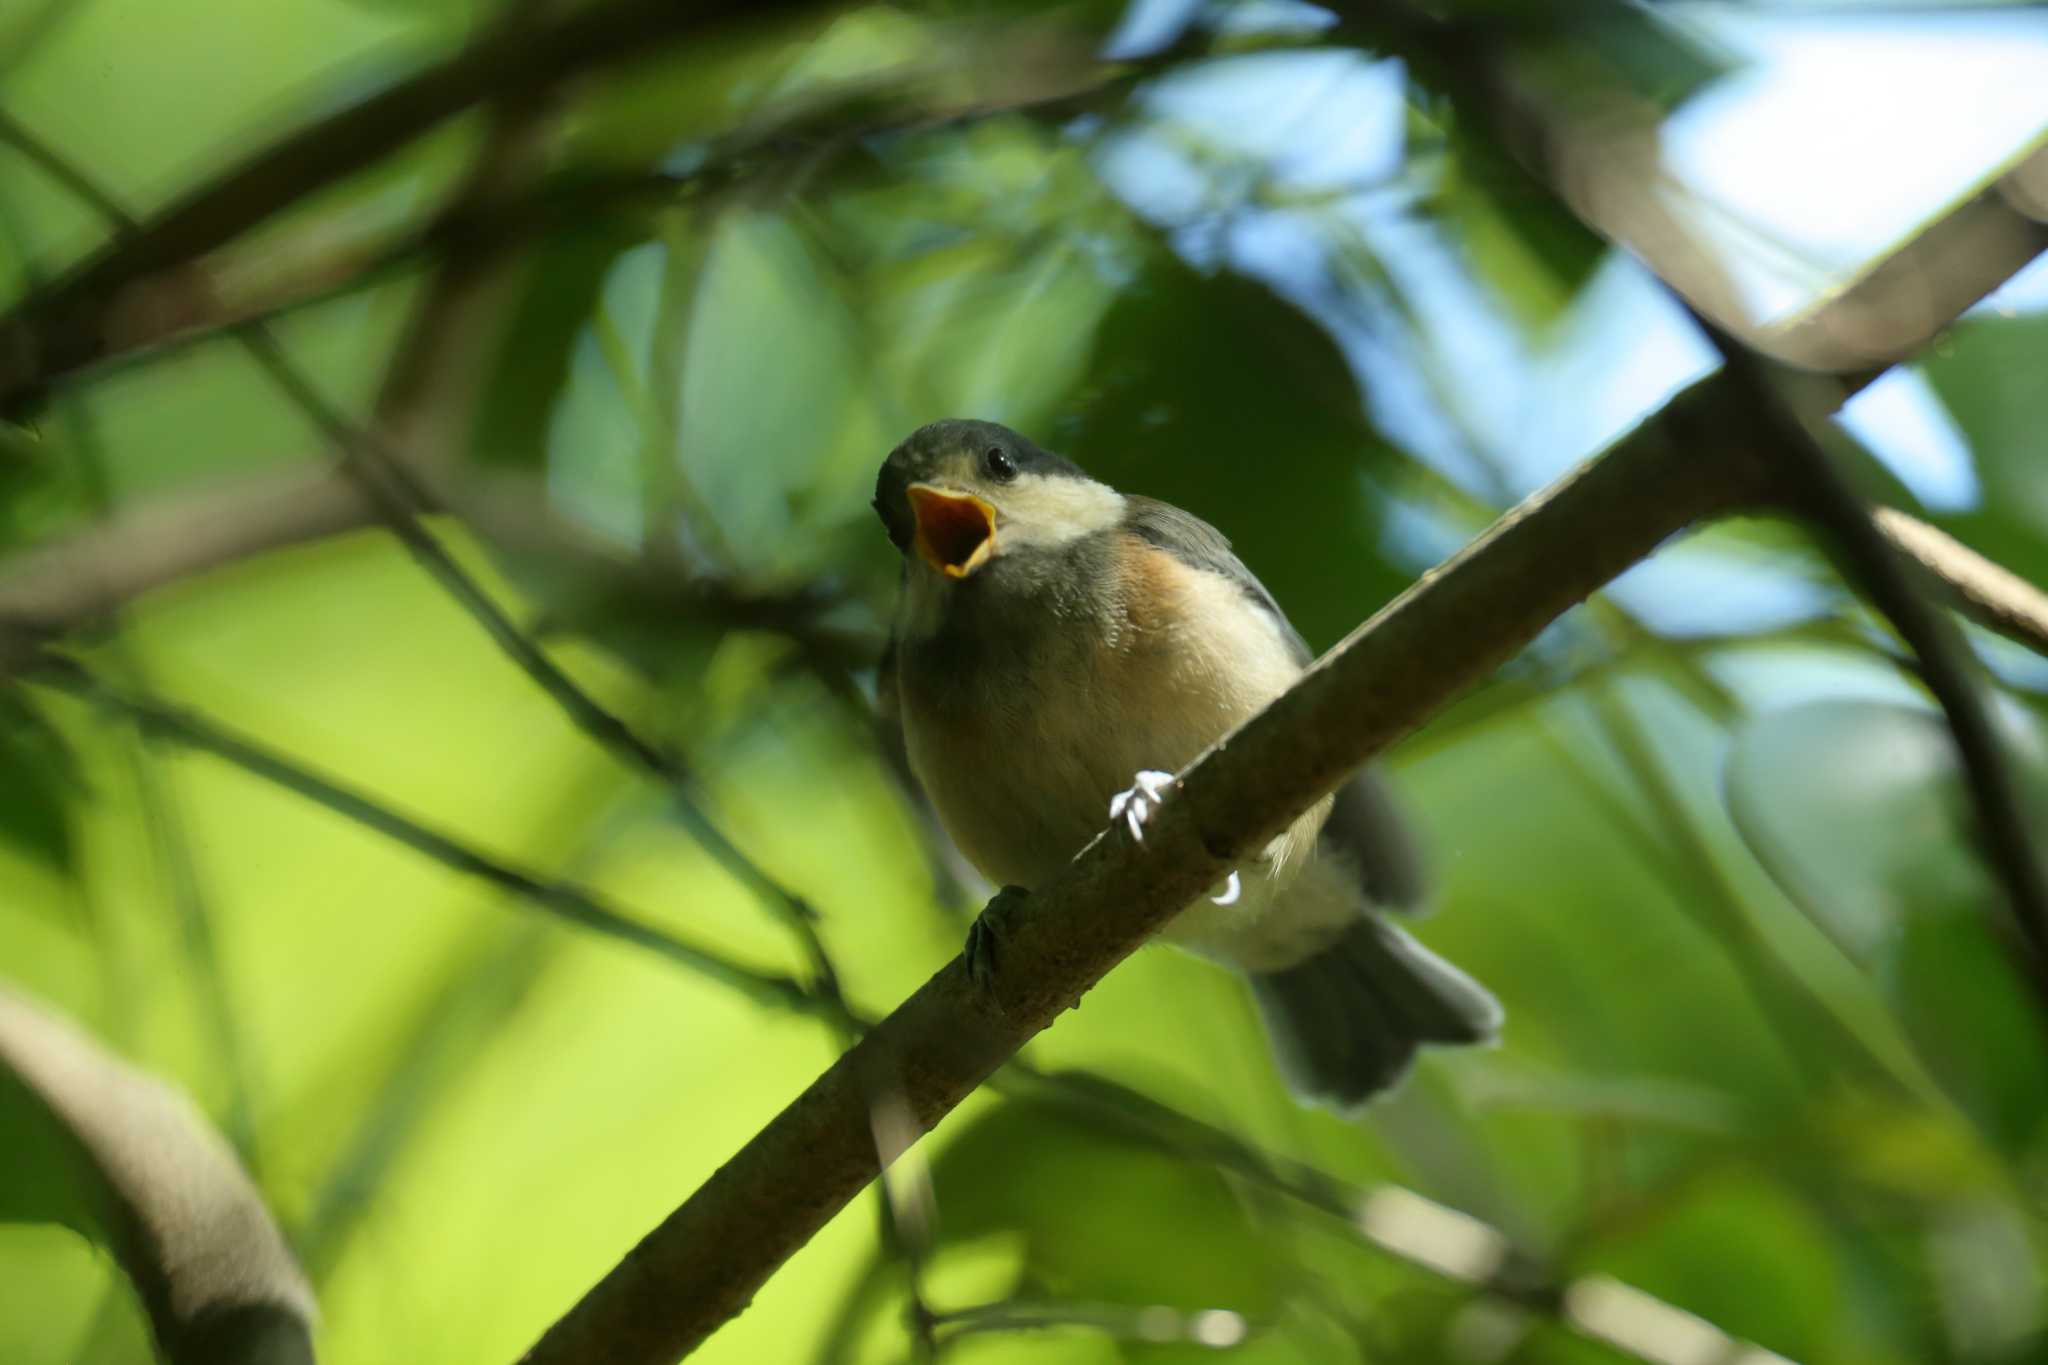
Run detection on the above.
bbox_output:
[965,884,1031,1001]
[1108,769,1175,842]
[1107,769,1243,906]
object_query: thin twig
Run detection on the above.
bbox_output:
[513,366,1779,1365]
[4,105,877,1009]
[1874,507,2048,662]
[27,661,829,1019]
[238,328,693,778]
[1699,323,2048,973]
[3,21,1214,400]
[9,114,865,1023]
[0,0,839,409]
[1336,0,2048,990]
[0,188,267,1171]
[2,107,696,786]
[371,0,564,437]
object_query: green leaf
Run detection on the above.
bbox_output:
[1572,1171,1842,1361]
[1917,312,2048,588]
[1724,699,2048,1156]
[0,691,78,873]
[930,1097,1292,1322]
[470,218,646,474]
[1064,249,1412,650]
[1438,126,1609,331]
[1481,0,1735,112]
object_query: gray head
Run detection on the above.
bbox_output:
[873,420,1124,583]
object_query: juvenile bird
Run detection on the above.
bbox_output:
[875,419,1499,1107]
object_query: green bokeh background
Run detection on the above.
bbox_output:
[3,1,2047,1362]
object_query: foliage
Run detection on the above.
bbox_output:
[2,1,2046,1363]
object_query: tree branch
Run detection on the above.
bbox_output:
[0,0,835,410]
[1874,507,2048,661]
[1701,324,2048,967]
[1336,0,2048,982]
[2,25,1204,399]
[0,985,316,1365]
[513,378,1777,1365]
[26,661,829,1020]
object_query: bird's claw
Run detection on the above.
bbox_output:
[1108,769,1175,842]
[965,884,1030,1003]
[1109,770,1242,904]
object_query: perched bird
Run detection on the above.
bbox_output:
[874,419,1500,1108]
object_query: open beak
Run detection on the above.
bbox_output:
[907,483,998,579]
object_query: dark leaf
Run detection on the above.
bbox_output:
[1917,312,2048,590]
[0,690,78,873]
[930,1096,1291,1320]
[1063,249,1413,649]
[469,218,647,473]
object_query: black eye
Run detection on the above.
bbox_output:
[983,445,1018,482]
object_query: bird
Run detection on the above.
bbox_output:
[873,418,1500,1108]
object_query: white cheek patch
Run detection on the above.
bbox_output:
[998,475,1126,551]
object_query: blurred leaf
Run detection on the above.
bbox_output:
[1725,700,2048,1156]
[1563,2,1732,112]
[1487,0,1734,112]
[0,690,78,873]
[1574,1171,1841,1360]
[0,420,36,470]
[1437,126,1608,331]
[1459,1063,1745,1135]
[560,7,928,173]
[331,0,481,18]
[471,217,647,474]
[1064,249,1412,649]
[671,210,893,577]
[931,1097,1292,1327]
[1918,312,2048,588]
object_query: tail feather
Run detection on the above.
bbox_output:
[1250,917,1501,1110]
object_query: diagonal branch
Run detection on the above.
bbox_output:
[0,0,834,410]
[1332,0,2048,973]
[1873,507,2048,661]
[2,111,868,997]
[1,22,1210,401]
[514,376,1779,1365]
[1700,322,2048,966]
[26,660,826,1019]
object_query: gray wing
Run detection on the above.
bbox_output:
[1123,495,1429,913]
[1123,495,1312,664]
